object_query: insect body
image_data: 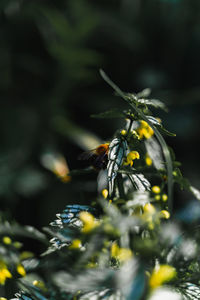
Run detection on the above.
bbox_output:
[78,143,109,170]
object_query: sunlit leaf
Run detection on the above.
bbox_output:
[107,138,127,195]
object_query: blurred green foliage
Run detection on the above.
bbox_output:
[0,0,200,247]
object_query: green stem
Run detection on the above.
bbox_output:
[100,69,173,214]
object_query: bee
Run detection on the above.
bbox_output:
[78,143,109,170]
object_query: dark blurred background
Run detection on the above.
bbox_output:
[1,0,200,245]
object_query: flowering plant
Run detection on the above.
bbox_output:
[1,72,200,300]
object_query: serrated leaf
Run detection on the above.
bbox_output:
[91,108,125,119]
[107,138,127,195]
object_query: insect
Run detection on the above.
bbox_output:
[78,143,109,170]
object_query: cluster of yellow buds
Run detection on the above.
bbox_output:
[0,236,27,286]
[152,186,168,202]
[137,120,154,139]
[111,242,133,263]
[142,202,170,230]
[124,151,140,167]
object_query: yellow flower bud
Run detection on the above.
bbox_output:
[154,195,161,201]
[2,237,12,245]
[152,186,161,194]
[162,194,168,202]
[16,264,26,277]
[121,129,127,136]
[145,155,152,166]
[102,189,108,199]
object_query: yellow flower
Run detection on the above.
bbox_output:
[152,186,161,194]
[124,151,140,167]
[111,242,133,262]
[137,120,154,139]
[79,212,99,233]
[154,195,161,201]
[102,189,108,199]
[0,261,12,285]
[120,129,127,136]
[162,194,168,202]
[145,154,152,166]
[149,265,176,289]
[2,237,12,245]
[16,264,26,277]
[69,239,82,249]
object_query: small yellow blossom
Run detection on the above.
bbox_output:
[111,242,133,262]
[102,189,108,199]
[33,280,47,292]
[124,151,140,167]
[137,120,154,139]
[69,239,82,249]
[79,212,99,233]
[145,154,152,166]
[0,297,7,300]
[160,210,170,219]
[162,194,168,202]
[154,195,161,201]
[0,261,12,285]
[152,186,161,194]
[149,265,176,289]
[16,264,26,277]
[121,129,127,136]
[2,237,12,245]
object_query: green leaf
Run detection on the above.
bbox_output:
[91,108,125,119]
[100,69,173,213]
[158,126,176,137]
